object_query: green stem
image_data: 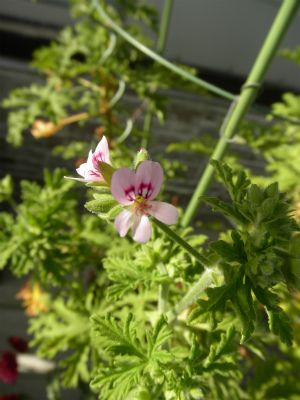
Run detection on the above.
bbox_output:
[153,218,213,321]
[157,262,169,314]
[92,0,235,101]
[158,282,169,314]
[141,105,153,148]
[152,218,209,268]
[141,0,174,148]
[166,268,214,323]
[156,0,174,54]
[181,0,300,227]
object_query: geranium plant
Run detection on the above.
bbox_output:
[1,0,300,399]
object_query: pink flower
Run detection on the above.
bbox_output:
[0,351,18,384]
[75,136,110,182]
[111,160,178,243]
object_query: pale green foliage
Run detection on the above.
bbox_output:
[90,314,172,400]
[90,313,243,400]
[29,298,91,387]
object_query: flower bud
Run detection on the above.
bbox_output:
[31,119,61,139]
[134,148,150,169]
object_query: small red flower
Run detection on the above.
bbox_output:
[0,351,18,384]
[8,337,28,353]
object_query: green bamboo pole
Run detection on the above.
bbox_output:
[156,0,174,54]
[141,0,174,148]
[181,0,300,227]
[92,0,235,101]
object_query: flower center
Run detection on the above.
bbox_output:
[132,195,151,216]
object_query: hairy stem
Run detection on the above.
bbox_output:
[182,0,300,227]
[158,283,169,314]
[141,106,153,148]
[166,268,215,322]
[152,218,209,268]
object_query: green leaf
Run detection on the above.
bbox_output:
[99,162,116,185]
[247,184,263,208]
[147,315,172,359]
[85,194,119,216]
[211,160,250,202]
[233,279,256,343]
[264,182,279,198]
[258,197,279,221]
[91,313,146,359]
[210,240,241,262]
[267,309,293,346]
[90,314,173,399]
[188,283,234,323]
[86,181,110,192]
[60,345,90,387]
[204,326,236,368]
[252,286,293,345]
[202,196,248,224]
[0,175,13,203]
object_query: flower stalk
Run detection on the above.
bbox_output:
[166,268,215,323]
[152,218,209,268]
[158,283,169,314]
[181,0,300,227]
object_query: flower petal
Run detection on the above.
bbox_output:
[93,136,110,165]
[114,210,132,237]
[92,136,110,169]
[111,168,136,205]
[76,162,88,178]
[148,201,178,225]
[84,169,102,181]
[132,214,152,243]
[135,160,163,200]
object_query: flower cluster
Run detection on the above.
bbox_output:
[72,137,178,242]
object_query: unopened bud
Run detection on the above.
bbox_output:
[31,119,61,139]
[134,148,150,169]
